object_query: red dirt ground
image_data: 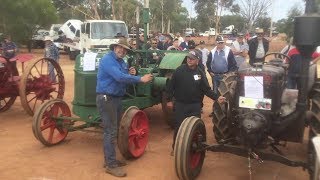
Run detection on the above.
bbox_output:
[0,43,309,180]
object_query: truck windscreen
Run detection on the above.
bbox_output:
[91,22,128,39]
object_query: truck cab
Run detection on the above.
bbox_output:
[80,20,128,53]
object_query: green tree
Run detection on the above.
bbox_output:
[275,5,302,40]
[0,0,58,50]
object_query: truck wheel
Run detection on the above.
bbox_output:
[212,72,237,143]
[174,116,206,180]
[308,79,320,179]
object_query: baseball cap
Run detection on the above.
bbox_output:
[188,40,196,49]
[186,50,200,60]
[216,35,224,43]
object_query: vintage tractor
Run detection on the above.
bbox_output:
[0,54,64,115]
[173,15,320,180]
[31,48,186,158]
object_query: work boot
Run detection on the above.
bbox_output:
[105,166,127,177]
[103,160,127,168]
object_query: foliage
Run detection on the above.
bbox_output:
[234,0,271,31]
[220,15,246,33]
[0,0,58,46]
[274,5,303,40]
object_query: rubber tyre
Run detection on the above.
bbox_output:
[174,116,206,180]
[212,72,237,143]
[308,79,320,179]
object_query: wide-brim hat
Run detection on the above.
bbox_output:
[110,38,131,51]
[255,28,264,34]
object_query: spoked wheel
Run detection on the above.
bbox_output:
[174,116,206,180]
[118,106,149,159]
[20,57,65,116]
[0,61,19,112]
[161,91,174,128]
[32,99,71,146]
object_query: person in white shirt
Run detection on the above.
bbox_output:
[198,40,209,70]
[231,33,249,69]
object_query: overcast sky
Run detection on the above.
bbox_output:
[181,0,305,21]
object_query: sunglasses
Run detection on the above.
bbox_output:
[132,44,136,45]
[152,43,157,44]
[217,42,224,44]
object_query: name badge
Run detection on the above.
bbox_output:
[194,74,201,81]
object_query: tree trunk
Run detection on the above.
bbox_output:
[119,0,124,20]
[167,19,171,33]
[111,0,116,20]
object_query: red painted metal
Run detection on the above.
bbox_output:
[190,132,201,169]
[38,101,71,145]
[128,110,149,158]
[9,54,33,63]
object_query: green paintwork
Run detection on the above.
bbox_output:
[72,52,167,124]
[159,52,188,70]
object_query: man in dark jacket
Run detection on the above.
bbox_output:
[168,50,225,155]
[248,28,269,66]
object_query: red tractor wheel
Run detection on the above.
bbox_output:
[118,106,149,159]
[32,99,71,146]
[174,116,206,180]
[0,62,19,112]
[19,58,65,116]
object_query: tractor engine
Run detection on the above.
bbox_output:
[236,64,286,148]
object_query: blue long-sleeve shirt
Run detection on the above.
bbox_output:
[96,51,141,96]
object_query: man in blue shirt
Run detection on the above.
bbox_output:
[96,38,153,177]
[1,35,17,67]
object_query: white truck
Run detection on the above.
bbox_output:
[221,25,236,35]
[59,19,128,60]
[199,28,216,37]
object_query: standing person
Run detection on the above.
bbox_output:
[147,38,161,64]
[179,35,191,51]
[198,40,209,71]
[44,36,59,82]
[96,38,153,177]
[1,35,18,67]
[207,36,237,117]
[176,32,184,46]
[206,35,237,94]
[167,38,182,51]
[285,43,320,89]
[231,33,249,69]
[248,28,269,66]
[168,50,226,155]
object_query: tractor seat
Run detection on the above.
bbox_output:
[10,54,33,63]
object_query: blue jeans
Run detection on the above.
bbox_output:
[211,74,223,94]
[287,75,300,89]
[48,59,59,82]
[96,94,122,168]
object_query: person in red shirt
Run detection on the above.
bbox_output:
[286,46,320,89]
